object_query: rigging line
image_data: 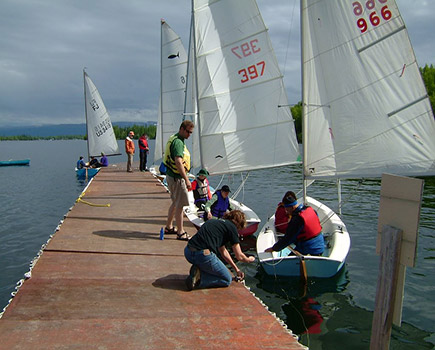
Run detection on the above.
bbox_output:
[316,179,364,224]
[232,172,250,199]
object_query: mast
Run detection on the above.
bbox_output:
[83,68,90,160]
[300,0,308,204]
[190,0,204,169]
[159,19,164,160]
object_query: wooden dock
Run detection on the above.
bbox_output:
[0,165,306,349]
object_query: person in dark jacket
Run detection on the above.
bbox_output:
[184,210,255,290]
[138,133,149,171]
[265,193,324,256]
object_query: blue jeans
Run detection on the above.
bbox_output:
[184,246,232,288]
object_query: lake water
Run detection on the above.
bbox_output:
[0,140,434,349]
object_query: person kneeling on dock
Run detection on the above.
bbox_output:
[265,193,324,256]
[184,210,255,291]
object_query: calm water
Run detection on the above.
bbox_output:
[0,140,434,349]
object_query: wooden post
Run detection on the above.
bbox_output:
[370,174,424,350]
[370,225,403,350]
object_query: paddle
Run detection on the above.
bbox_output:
[288,246,308,287]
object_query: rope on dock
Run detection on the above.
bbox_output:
[75,178,110,207]
[76,197,110,207]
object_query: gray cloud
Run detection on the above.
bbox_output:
[0,0,433,127]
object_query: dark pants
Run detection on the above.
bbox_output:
[139,150,148,171]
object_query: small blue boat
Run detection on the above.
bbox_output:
[75,167,100,179]
[0,159,30,166]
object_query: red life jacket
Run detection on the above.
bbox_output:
[296,207,322,242]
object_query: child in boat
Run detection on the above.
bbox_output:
[190,168,212,210]
[274,191,295,234]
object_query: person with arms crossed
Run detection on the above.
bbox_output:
[125,130,135,172]
[163,120,194,241]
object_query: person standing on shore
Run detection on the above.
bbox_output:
[138,133,149,172]
[163,120,194,241]
[125,131,135,172]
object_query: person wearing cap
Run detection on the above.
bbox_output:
[125,131,135,172]
[191,168,212,210]
[184,210,255,291]
[274,191,295,234]
[163,120,194,240]
[265,193,324,256]
[204,185,234,220]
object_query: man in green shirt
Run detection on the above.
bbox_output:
[163,120,194,240]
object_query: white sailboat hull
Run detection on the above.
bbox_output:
[183,191,261,237]
[256,196,350,278]
[149,168,260,235]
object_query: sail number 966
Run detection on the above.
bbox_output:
[352,0,392,33]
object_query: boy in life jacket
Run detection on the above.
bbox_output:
[204,185,234,221]
[191,169,212,210]
[274,191,295,234]
[265,193,324,256]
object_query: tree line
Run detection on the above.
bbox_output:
[2,64,434,142]
[289,64,435,143]
[0,124,157,141]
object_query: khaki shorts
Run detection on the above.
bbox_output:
[167,175,190,208]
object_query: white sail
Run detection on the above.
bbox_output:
[154,20,189,164]
[192,0,300,175]
[184,18,201,170]
[302,0,435,180]
[83,71,120,158]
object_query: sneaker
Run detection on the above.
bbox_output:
[185,265,200,291]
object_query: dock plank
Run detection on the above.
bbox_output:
[0,165,306,349]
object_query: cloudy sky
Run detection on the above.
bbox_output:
[0,0,434,127]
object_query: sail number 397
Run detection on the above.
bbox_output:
[231,39,266,84]
[352,0,392,33]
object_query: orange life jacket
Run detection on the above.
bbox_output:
[296,206,322,242]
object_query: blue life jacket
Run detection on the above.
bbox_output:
[159,162,167,175]
[211,190,230,218]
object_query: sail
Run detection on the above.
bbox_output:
[154,20,188,164]
[302,0,435,179]
[192,0,300,175]
[83,72,120,158]
[184,17,201,170]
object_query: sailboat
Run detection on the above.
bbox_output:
[76,69,120,178]
[150,20,189,182]
[257,0,435,277]
[182,0,300,236]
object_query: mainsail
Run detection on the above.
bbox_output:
[302,0,435,180]
[154,20,189,164]
[189,0,300,175]
[83,71,120,158]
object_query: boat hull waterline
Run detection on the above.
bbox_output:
[256,196,350,278]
